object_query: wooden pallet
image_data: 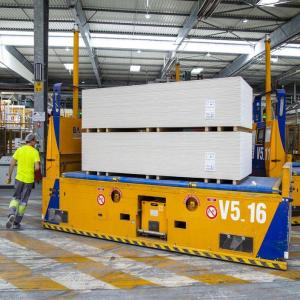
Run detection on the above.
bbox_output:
[84,171,241,185]
[82,126,252,133]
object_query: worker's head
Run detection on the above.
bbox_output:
[25,133,37,146]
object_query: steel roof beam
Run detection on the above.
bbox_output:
[217,13,300,78]
[0,45,33,83]
[67,0,101,87]
[275,65,300,83]
[160,0,221,79]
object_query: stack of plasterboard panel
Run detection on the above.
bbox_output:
[83,132,252,181]
[82,76,252,129]
[82,77,253,181]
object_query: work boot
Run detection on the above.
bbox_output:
[6,214,15,229]
[12,223,21,230]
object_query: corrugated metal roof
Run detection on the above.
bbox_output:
[49,22,74,31]
[86,10,186,26]
[0,20,33,30]
[89,23,179,35]
[0,0,299,87]
[95,49,167,58]
[82,0,193,14]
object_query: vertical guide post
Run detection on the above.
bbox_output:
[265,35,272,122]
[73,24,79,118]
[34,0,49,174]
[175,62,180,82]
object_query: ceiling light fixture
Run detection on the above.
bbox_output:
[242,18,248,23]
[145,0,151,19]
[191,67,203,75]
[130,65,141,72]
[257,0,280,6]
[206,52,211,57]
[137,49,142,53]
[64,63,73,71]
[65,47,70,52]
[271,56,278,63]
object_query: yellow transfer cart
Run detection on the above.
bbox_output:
[42,85,292,271]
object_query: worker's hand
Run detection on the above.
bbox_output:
[5,176,11,184]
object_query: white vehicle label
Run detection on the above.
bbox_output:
[219,200,267,224]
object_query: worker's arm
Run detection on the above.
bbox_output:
[35,161,40,171]
[6,158,16,184]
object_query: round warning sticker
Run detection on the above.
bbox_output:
[97,194,105,206]
[206,205,217,219]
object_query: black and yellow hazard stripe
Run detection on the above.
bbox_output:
[43,222,287,271]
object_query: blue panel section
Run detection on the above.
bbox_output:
[292,162,300,168]
[253,95,262,123]
[292,167,300,176]
[45,179,60,223]
[63,172,279,194]
[257,199,289,260]
[52,83,62,149]
[252,121,266,177]
[276,89,286,150]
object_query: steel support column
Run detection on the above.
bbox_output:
[34,0,49,173]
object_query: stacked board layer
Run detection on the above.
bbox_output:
[82,76,253,129]
[82,77,253,180]
[82,132,252,181]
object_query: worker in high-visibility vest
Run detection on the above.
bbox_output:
[5,133,40,230]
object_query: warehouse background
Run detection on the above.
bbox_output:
[0,0,299,96]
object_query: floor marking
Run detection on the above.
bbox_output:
[0,231,155,289]
[290,251,300,257]
[0,255,67,291]
[191,274,247,284]
[109,247,249,285]
[271,270,300,280]
[163,253,290,283]
[0,235,116,290]
[0,278,18,291]
[25,230,199,288]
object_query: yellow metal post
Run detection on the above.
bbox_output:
[265,35,272,122]
[175,62,180,82]
[73,24,79,119]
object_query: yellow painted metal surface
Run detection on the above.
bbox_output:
[265,120,286,177]
[45,116,81,177]
[73,26,79,119]
[42,177,288,270]
[141,201,167,235]
[265,36,272,123]
[59,117,81,155]
[175,63,180,81]
[292,175,300,225]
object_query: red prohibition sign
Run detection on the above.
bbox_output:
[206,205,217,219]
[97,194,105,206]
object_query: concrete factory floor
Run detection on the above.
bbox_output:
[0,187,300,299]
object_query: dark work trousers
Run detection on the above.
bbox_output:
[9,179,33,225]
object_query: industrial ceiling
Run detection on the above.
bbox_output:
[0,0,299,93]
